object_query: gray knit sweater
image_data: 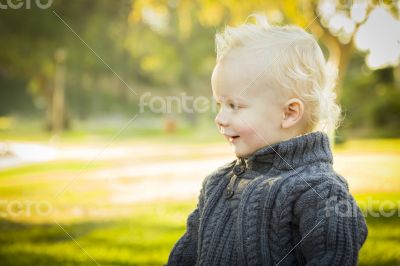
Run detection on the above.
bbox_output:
[167,131,368,265]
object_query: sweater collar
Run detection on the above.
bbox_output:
[236,131,333,172]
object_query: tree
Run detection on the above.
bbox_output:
[0,0,136,131]
[127,0,400,136]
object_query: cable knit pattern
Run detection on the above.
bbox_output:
[167,131,368,266]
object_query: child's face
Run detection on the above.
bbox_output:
[211,53,287,158]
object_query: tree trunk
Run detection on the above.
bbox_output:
[52,49,67,137]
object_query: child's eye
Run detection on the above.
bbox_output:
[229,103,240,110]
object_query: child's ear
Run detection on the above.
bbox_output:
[281,98,304,129]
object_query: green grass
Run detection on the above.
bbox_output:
[359,214,400,266]
[0,161,108,180]
[0,116,223,144]
[0,196,399,265]
[357,192,400,266]
[335,138,400,154]
[0,200,194,266]
[0,136,399,265]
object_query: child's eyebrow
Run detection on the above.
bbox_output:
[229,95,248,103]
[213,95,249,105]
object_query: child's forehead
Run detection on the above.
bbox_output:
[212,52,273,96]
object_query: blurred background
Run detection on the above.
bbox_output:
[0,0,399,265]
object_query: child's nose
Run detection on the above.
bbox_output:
[215,110,229,128]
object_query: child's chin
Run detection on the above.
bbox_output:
[234,148,252,158]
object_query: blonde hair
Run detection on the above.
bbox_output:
[215,14,341,133]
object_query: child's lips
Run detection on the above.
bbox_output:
[229,136,239,143]
[224,135,240,143]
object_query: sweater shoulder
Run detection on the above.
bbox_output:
[269,163,352,210]
[267,164,358,225]
[281,162,349,191]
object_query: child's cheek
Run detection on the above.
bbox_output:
[237,126,257,140]
[235,115,262,142]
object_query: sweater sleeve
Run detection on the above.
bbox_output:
[292,179,368,266]
[166,178,206,266]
